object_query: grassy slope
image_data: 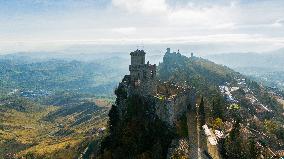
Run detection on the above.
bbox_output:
[159,52,237,83]
[0,97,109,158]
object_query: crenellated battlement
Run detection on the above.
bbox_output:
[122,49,157,96]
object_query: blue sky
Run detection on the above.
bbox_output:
[0,0,284,54]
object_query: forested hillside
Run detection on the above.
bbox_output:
[158,52,284,158]
[158,52,238,102]
[0,95,109,158]
[0,58,127,96]
[207,49,284,92]
[0,56,123,158]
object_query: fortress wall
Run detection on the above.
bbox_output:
[187,105,199,159]
[155,99,175,125]
[155,89,196,125]
[173,92,191,119]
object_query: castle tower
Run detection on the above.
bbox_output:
[130,49,145,65]
[166,48,171,54]
[128,49,157,96]
[129,49,146,81]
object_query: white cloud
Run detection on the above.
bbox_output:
[167,5,234,27]
[111,0,235,28]
[1,0,284,54]
[271,19,284,27]
[112,0,167,14]
[111,27,137,34]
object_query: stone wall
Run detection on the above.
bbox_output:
[155,98,175,125]
[187,106,199,159]
[154,89,196,125]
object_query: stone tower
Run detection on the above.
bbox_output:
[166,48,171,54]
[128,49,157,96]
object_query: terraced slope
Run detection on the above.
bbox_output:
[0,97,109,158]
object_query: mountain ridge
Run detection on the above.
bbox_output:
[99,50,284,158]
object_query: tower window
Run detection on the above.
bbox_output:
[151,71,154,78]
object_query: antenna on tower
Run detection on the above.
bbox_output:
[136,42,145,50]
[141,41,144,50]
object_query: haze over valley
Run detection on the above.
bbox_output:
[1,0,284,159]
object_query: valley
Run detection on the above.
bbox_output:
[207,49,284,92]
[0,95,109,158]
[0,49,284,158]
[0,55,122,158]
[1,0,284,158]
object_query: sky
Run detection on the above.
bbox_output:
[0,0,284,54]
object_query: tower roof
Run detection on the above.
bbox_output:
[130,49,146,56]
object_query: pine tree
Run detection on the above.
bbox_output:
[225,118,247,159]
[108,105,119,135]
[230,118,241,140]
[199,96,206,127]
[248,137,260,159]
[212,96,224,119]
